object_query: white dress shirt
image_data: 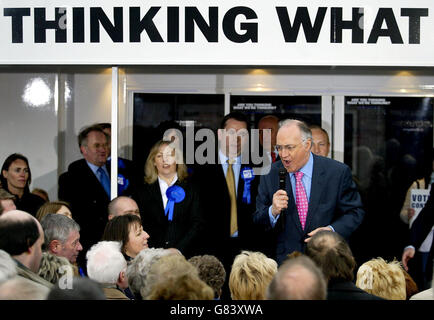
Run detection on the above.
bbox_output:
[158,173,178,209]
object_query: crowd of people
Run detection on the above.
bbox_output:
[0,113,432,301]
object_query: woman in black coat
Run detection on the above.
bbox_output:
[131,140,204,258]
[1,153,45,216]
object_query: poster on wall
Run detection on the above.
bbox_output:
[230,95,322,128]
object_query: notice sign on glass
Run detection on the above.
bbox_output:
[409,188,430,228]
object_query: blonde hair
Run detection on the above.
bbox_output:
[229,251,278,300]
[356,257,406,300]
[144,140,188,184]
[147,273,214,300]
[142,253,196,299]
[38,252,76,284]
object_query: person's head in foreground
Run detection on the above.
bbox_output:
[229,251,277,300]
[266,255,327,300]
[356,257,406,300]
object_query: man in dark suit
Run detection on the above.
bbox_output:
[194,113,269,273]
[306,230,384,300]
[58,124,111,271]
[402,183,434,290]
[254,119,365,265]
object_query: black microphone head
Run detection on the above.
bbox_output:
[279,168,287,190]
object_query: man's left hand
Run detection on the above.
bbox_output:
[304,226,333,242]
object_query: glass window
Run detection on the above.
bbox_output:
[133,93,224,170]
[345,96,433,265]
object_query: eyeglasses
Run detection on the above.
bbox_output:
[275,141,305,153]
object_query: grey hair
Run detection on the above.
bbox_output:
[279,119,313,144]
[143,254,197,300]
[40,213,80,245]
[86,241,127,285]
[0,249,17,284]
[126,248,174,298]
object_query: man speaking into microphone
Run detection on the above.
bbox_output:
[254,119,365,265]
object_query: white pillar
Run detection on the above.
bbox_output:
[111,67,119,200]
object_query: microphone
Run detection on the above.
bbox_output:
[278,168,287,227]
[279,168,287,191]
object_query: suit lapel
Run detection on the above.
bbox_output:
[304,155,325,231]
[149,181,166,223]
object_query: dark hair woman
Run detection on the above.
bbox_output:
[102,214,150,262]
[1,153,45,216]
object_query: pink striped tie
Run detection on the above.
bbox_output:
[295,171,308,230]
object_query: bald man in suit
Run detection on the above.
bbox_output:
[254,119,365,265]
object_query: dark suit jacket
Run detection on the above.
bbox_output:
[58,159,110,256]
[14,190,45,217]
[194,161,271,266]
[254,154,365,265]
[327,280,384,300]
[131,178,204,258]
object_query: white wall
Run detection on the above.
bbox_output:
[0,71,58,200]
[0,67,112,201]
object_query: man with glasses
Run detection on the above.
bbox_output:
[254,119,365,265]
[58,124,112,273]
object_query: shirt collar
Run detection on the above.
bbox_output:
[86,161,107,175]
[290,152,314,179]
[218,150,241,165]
[157,173,178,187]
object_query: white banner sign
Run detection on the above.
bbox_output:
[1,0,434,66]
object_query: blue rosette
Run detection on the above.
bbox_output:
[165,185,186,221]
[107,157,130,194]
[118,158,126,169]
[241,167,255,204]
[117,173,129,195]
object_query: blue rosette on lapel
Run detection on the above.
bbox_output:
[165,185,185,221]
[241,167,255,204]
